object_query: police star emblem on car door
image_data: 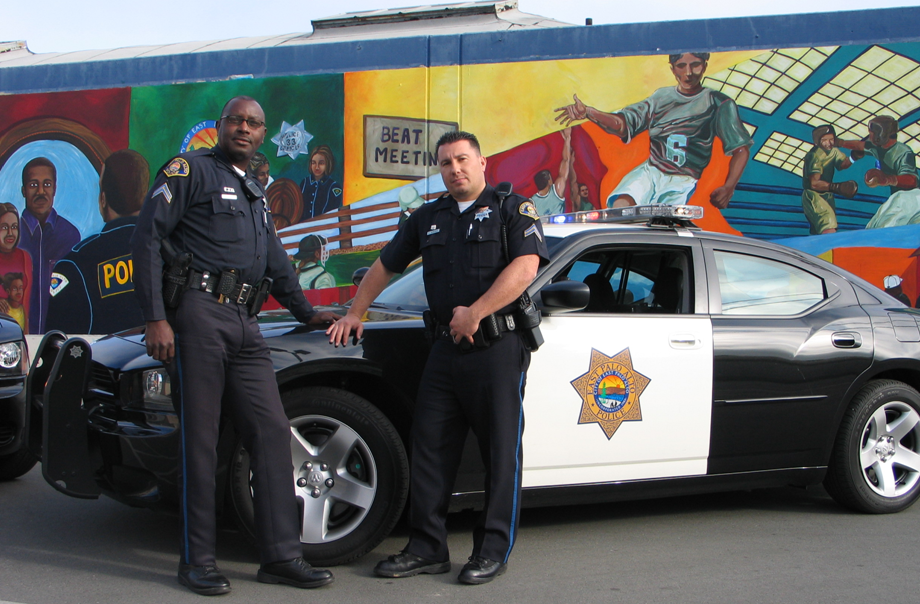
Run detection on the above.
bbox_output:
[571,348,650,439]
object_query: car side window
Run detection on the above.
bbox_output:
[555,247,692,314]
[714,251,825,315]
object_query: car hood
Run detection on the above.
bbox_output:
[89,305,425,373]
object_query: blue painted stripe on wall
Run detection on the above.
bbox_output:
[2,7,920,94]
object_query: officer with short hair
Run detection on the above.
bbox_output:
[46,149,149,334]
[328,130,549,585]
[132,95,339,596]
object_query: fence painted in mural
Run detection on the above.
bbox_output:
[2,6,920,334]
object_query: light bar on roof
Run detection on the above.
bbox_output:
[541,204,704,224]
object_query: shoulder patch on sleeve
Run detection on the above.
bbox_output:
[332,187,343,197]
[518,200,540,220]
[50,272,69,297]
[163,157,190,178]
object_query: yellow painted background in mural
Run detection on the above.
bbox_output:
[343,51,763,204]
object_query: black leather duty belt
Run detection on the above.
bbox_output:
[187,269,259,306]
[434,313,516,339]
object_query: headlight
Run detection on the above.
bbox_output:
[142,369,174,411]
[0,341,24,372]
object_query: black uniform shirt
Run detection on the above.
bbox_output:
[380,185,549,325]
[132,146,315,323]
[300,175,343,220]
[46,216,144,334]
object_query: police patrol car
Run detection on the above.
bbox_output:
[26,205,920,566]
[0,316,32,481]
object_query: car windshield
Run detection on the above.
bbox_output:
[368,236,564,310]
[372,262,428,310]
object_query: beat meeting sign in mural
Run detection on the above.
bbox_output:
[1,6,920,335]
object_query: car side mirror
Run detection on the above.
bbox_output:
[539,281,590,313]
[352,267,369,287]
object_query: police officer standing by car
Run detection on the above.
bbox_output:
[328,130,549,584]
[132,96,339,596]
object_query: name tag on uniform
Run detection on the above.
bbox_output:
[427,225,440,235]
[222,193,238,200]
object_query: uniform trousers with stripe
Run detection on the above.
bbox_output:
[168,289,303,567]
[406,331,529,564]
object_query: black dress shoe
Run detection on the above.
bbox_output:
[257,557,334,589]
[458,556,506,585]
[177,564,231,596]
[373,551,451,578]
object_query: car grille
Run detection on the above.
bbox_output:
[89,362,117,399]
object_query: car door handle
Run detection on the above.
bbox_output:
[669,334,701,349]
[832,332,862,348]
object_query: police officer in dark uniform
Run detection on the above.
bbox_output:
[132,96,338,596]
[46,149,148,334]
[328,131,548,585]
[299,145,342,220]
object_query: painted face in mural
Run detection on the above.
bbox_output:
[6,279,23,306]
[0,212,19,254]
[438,139,487,202]
[670,53,707,95]
[217,97,267,170]
[310,154,328,180]
[253,163,271,187]
[579,184,590,199]
[819,133,836,151]
[22,165,56,223]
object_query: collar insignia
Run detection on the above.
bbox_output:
[571,348,650,439]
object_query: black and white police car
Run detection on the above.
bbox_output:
[27,204,920,565]
[0,316,32,482]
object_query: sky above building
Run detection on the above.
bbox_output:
[2,0,919,54]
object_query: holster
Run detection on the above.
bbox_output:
[422,310,436,346]
[248,277,273,316]
[162,252,192,308]
[513,293,543,352]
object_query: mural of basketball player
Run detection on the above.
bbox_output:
[555,52,753,209]
[531,128,572,216]
[300,145,343,221]
[801,125,857,235]
[837,116,920,229]
[569,149,596,212]
[249,151,273,188]
[19,157,81,333]
[0,204,32,333]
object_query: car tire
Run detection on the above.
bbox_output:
[824,379,920,513]
[0,447,37,481]
[228,386,409,566]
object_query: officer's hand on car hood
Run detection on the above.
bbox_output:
[309,311,341,326]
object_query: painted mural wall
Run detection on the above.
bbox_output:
[3,37,920,334]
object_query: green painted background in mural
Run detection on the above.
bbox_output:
[128,74,344,186]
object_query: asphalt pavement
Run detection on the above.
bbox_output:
[1,465,916,604]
